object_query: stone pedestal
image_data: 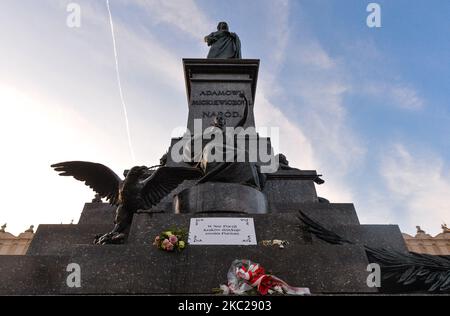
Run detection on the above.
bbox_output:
[0,59,414,295]
[174,183,268,214]
[183,59,259,133]
[0,206,409,295]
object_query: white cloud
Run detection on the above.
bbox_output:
[299,81,361,202]
[389,85,424,110]
[255,90,315,169]
[112,18,185,91]
[356,190,399,226]
[297,42,336,70]
[266,0,291,68]
[275,37,367,202]
[360,81,424,111]
[380,144,450,235]
[135,0,213,41]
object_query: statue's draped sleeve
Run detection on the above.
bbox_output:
[205,32,217,46]
[231,33,242,59]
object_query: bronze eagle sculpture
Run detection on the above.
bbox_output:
[51,162,203,244]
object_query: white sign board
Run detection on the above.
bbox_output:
[188,218,257,245]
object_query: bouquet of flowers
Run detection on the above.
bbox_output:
[219,259,310,296]
[153,228,187,252]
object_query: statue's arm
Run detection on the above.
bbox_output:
[233,34,242,59]
[204,33,216,46]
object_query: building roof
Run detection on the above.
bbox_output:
[403,225,450,240]
[0,231,16,239]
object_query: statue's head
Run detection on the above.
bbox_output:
[217,22,229,32]
[126,166,148,178]
[212,113,226,129]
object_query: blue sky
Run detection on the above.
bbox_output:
[0,0,449,236]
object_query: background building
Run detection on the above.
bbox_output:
[0,224,34,255]
[403,225,450,255]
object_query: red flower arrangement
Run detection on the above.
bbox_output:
[219,259,310,296]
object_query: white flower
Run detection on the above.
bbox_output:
[274,286,284,294]
[220,285,230,295]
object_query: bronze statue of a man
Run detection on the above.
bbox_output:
[204,22,241,59]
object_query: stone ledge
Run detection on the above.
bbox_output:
[27,224,114,256]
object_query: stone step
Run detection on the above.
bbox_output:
[78,203,116,225]
[1,243,377,295]
[297,203,360,225]
[130,213,307,245]
[27,224,114,256]
[0,255,67,295]
[321,224,409,253]
[128,211,360,245]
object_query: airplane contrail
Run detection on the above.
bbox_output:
[106,0,136,163]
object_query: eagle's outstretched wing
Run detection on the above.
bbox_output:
[297,209,450,293]
[366,247,450,292]
[141,167,203,209]
[51,161,122,205]
[298,210,353,245]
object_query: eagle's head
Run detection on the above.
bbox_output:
[126,166,148,179]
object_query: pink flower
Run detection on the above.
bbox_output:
[166,243,174,252]
[169,235,178,244]
[153,236,160,246]
[161,239,171,250]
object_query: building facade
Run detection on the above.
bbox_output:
[0,224,35,255]
[402,225,450,255]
